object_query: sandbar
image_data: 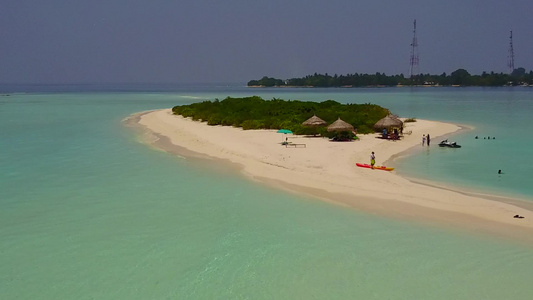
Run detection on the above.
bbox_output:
[129,109,533,244]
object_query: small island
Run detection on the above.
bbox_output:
[133,102,533,242]
[248,68,533,87]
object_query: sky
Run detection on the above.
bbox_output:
[1,0,532,84]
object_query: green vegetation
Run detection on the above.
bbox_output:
[247,68,533,87]
[404,118,417,123]
[172,96,390,135]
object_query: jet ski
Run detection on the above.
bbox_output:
[438,139,461,148]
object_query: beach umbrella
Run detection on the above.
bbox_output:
[327,118,354,132]
[302,115,327,127]
[277,129,293,134]
[277,129,293,142]
[302,115,327,136]
[374,115,403,130]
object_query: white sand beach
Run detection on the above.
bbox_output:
[133,109,533,243]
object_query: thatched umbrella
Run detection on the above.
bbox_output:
[302,115,327,127]
[374,115,403,130]
[327,118,354,132]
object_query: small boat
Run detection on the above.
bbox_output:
[356,163,394,171]
[438,139,461,148]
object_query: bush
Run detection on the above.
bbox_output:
[242,120,263,130]
[172,96,390,135]
[207,115,222,125]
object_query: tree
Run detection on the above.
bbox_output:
[511,67,526,77]
[450,69,471,85]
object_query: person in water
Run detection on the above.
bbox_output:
[427,134,431,146]
[370,151,375,168]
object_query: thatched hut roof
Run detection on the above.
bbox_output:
[374,115,403,130]
[302,115,327,127]
[327,118,355,132]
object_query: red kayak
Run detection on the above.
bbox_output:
[356,163,394,171]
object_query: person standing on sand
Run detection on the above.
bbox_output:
[370,151,375,168]
[427,134,430,146]
[422,134,426,146]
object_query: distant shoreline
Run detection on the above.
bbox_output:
[247,69,533,88]
[247,84,533,88]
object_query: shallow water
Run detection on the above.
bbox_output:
[207,86,533,199]
[1,86,532,299]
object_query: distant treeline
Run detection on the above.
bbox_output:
[248,68,533,87]
[172,96,390,135]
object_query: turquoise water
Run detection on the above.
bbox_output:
[1,86,533,299]
[205,86,533,199]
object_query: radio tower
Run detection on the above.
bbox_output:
[507,30,515,74]
[409,19,419,78]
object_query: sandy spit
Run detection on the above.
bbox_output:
[129,109,533,245]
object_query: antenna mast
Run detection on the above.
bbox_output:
[409,19,419,78]
[507,30,515,74]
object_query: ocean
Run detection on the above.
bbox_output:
[1,84,532,299]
